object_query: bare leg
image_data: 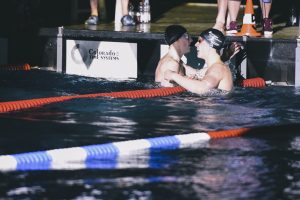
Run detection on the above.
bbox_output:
[260,0,272,18]
[226,13,231,29]
[213,0,228,33]
[120,0,135,25]
[121,0,129,16]
[225,0,241,34]
[85,0,99,25]
[90,0,99,16]
[228,0,241,22]
[260,0,273,36]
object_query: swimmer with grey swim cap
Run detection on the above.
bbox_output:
[199,28,225,51]
[163,27,233,93]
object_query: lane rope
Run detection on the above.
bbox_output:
[0,63,31,71]
[0,127,250,171]
[238,77,266,88]
[0,86,186,113]
[0,76,269,114]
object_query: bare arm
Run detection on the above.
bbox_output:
[155,57,181,86]
[182,63,198,78]
[164,64,224,94]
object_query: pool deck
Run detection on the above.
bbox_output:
[39,2,300,85]
[41,2,300,40]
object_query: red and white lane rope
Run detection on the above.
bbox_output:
[0,86,186,113]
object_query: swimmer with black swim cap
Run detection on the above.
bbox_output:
[164,28,234,94]
[155,25,193,87]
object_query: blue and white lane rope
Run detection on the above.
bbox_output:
[0,128,249,171]
[0,133,212,171]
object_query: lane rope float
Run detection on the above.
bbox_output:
[0,63,31,71]
[0,127,250,171]
[0,77,269,114]
[0,86,186,113]
[238,77,266,88]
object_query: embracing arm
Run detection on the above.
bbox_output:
[155,58,180,84]
[164,65,223,94]
[182,63,198,78]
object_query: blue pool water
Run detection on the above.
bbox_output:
[0,70,300,199]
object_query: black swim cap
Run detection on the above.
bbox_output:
[165,25,187,45]
[199,28,225,50]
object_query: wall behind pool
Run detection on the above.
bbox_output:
[0,0,185,66]
[0,0,295,81]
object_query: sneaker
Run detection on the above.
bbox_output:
[226,21,238,35]
[121,15,136,26]
[85,15,98,25]
[262,18,273,36]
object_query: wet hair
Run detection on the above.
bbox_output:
[164,25,187,45]
[199,28,225,50]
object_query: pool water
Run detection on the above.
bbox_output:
[0,70,300,199]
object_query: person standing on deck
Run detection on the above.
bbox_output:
[213,0,273,36]
[85,0,135,26]
[213,0,242,35]
[260,0,273,36]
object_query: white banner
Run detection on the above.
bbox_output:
[66,40,137,79]
[160,44,169,58]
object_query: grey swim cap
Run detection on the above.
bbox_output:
[165,25,187,45]
[199,28,225,50]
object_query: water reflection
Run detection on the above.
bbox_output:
[1,72,300,199]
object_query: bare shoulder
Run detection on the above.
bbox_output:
[160,56,180,71]
[206,62,230,79]
[155,55,180,83]
[208,62,228,73]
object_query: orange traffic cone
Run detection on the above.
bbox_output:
[236,0,261,37]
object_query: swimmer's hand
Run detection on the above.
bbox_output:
[183,63,200,79]
[222,42,243,62]
[182,63,197,78]
[229,42,242,60]
[164,70,176,82]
